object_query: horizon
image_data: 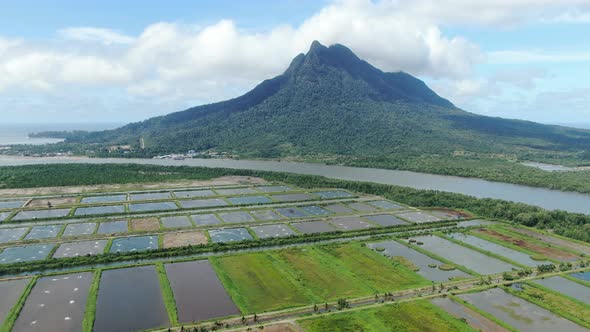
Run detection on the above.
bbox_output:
[1,1,590,124]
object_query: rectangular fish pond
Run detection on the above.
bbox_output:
[11,208,71,221]
[368,240,470,282]
[129,202,178,212]
[81,194,127,204]
[447,232,552,266]
[458,288,587,332]
[0,278,30,324]
[129,192,171,201]
[109,235,158,253]
[173,189,215,198]
[165,260,240,323]
[24,224,62,240]
[330,217,376,231]
[394,211,441,223]
[161,216,192,228]
[62,222,97,237]
[179,198,228,209]
[313,190,354,199]
[93,266,170,332]
[250,209,283,221]
[218,211,254,223]
[12,272,93,332]
[0,244,54,264]
[215,187,259,195]
[96,220,128,234]
[74,205,125,216]
[533,276,590,304]
[53,240,108,258]
[291,221,338,234]
[270,193,315,202]
[0,227,28,243]
[251,224,297,239]
[209,228,253,243]
[412,235,518,275]
[364,214,409,227]
[227,195,271,205]
[192,214,221,226]
[299,205,332,216]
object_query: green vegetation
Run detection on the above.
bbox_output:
[505,283,590,328]
[155,263,179,325]
[210,242,428,313]
[298,300,476,332]
[1,163,588,243]
[82,270,101,332]
[438,264,456,271]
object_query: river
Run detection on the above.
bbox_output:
[1,156,590,214]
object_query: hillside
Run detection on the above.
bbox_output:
[65,41,590,161]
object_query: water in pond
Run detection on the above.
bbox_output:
[53,240,108,258]
[324,204,355,214]
[0,212,9,222]
[368,241,469,282]
[165,260,239,323]
[4,157,590,214]
[534,276,590,304]
[366,200,403,210]
[431,297,509,332]
[179,198,227,209]
[300,205,332,216]
[394,211,441,223]
[130,192,171,201]
[413,235,518,275]
[0,244,54,263]
[12,272,92,332]
[457,219,497,228]
[0,227,28,243]
[161,216,192,228]
[313,190,354,199]
[215,187,258,195]
[0,278,30,324]
[458,288,586,332]
[347,202,377,212]
[447,233,551,266]
[129,202,178,212]
[12,208,71,221]
[330,216,375,230]
[271,193,314,202]
[74,205,125,216]
[250,209,283,221]
[256,185,292,193]
[291,221,338,234]
[364,214,408,227]
[96,220,128,234]
[81,195,127,204]
[62,222,96,237]
[276,207,308,218]
[0,200,26,209]
[174,190,215,198]
[93,266,170,332]
[192,214,221,226]
[227,195,271,205]
[209,228,253,243]
[570,271,590,282]
[251,224,296,239]
[218,211,254,223]
[110,236,158,253]
[24,224,62,240]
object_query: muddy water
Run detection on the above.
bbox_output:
[0,278,30,324]
[13,272,92,332]
[534,276,590,304]
[165,260,240,323]
[93,266,169,332]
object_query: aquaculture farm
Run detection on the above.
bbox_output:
[0,177,589,332]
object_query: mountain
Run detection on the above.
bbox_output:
[72,41,590,160]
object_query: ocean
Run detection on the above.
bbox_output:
[0,123,122,145]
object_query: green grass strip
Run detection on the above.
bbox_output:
[0,277,37,332]
[156,262,179,325]
[82,269,101,332]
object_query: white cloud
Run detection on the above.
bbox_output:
[489,50,590,64]
[58,27,135,45]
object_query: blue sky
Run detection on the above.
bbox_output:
[1,0,590,125]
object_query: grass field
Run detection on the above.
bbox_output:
[210,242,429,314]
[297,300,476,332]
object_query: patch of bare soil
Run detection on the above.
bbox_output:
[26,197,77,207]
[508,227,590,256]
[130,218,160,232]
[233,322,303,332]
[476,228,579,261]
[162,231,208,248]
[0,176,267,198]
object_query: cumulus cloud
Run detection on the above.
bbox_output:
[1,0,590,122]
